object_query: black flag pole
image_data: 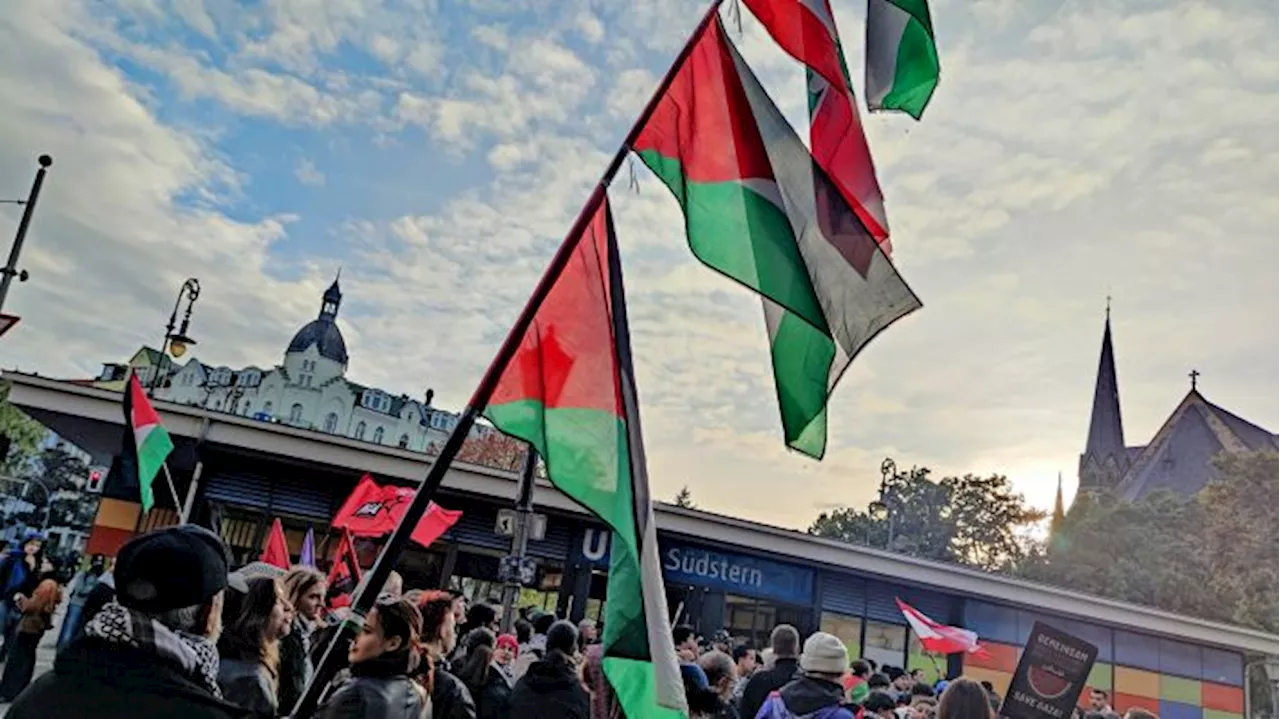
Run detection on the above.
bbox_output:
[289,2,724,714]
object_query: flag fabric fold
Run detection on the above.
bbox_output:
[482,191,686,717]
[742,0,891,247]
[631,16,921,459]
[897,597,984,655]
[331,474,462,548]
[261,518,290,569]
[866,0,940,119]
[326,529,363,609]
[122,374,174,514]
[300,526,316,567]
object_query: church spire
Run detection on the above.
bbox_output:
[1050,472,1066,535]
[320,271,342,321]
[1079,303,1127,492]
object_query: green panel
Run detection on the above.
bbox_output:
[1203,710,1242,719]
[1089,662,1114,690]
[1161,675,1202,705]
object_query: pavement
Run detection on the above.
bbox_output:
[0,606,62,718]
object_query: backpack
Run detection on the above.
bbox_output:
[756,691,857,719]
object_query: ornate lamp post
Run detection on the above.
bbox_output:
[151,278,200,396]
[0,154,53,314]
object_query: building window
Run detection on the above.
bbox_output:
[398,434,409,449]
[324,413,339,433]
[355,422,366,440]
[862,620,907,671]
[373,427,384,444]
[243,401,251,414]
[820,612,864,662]
[289,404,303,423]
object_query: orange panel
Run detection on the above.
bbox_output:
[95,498,142,531]
[1115,666,1161,698]
[1203,683,1245,713]
[967,642,1020,673]
[963,666,1014,697]
[85,525,136,557]
[1114,693,1161,715]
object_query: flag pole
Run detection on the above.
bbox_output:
[290,2,725,715]
[160,463,185,524]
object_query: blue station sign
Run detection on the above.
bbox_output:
[575,529,814,606]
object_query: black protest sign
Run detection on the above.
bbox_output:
[1000,621,1099,719]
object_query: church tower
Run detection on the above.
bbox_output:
[1078,303,1130,493]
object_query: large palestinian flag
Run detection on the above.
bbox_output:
[123,373,174,513]
[631,16,921,459]
[481,191,685,717]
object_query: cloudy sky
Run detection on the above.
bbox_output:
[1,0,1275,530]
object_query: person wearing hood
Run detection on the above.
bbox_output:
[756,632,856,719]
[0,531,43,663]
[57,553,106,651]
[315,598,429,719]
[508,619,589,719]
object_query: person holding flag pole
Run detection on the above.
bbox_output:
[122,372,186,523]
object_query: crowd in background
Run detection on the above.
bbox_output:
[0,526,1168,719]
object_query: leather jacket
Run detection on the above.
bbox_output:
[316,650,430,719]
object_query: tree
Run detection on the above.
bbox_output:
[0,381,47,475]
[809,461,1046,573]
[673,486,695,508]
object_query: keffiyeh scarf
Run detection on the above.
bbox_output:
[84,601,223,698]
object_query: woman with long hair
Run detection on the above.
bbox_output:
[218,576,293,716]
[453,628,514,719]
[0,577,61,701]
[316,598,430,719]
[938,678,996,719]
[279,566,327,714]
[416,590,477,719]
[0,532,44,664]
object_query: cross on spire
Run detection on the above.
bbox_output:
[1189,369,1200,391]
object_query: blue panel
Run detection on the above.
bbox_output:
[443,507,509,551]
[527,520,572,561]
[1160,638,1203,679]
[660,541,815,605]
[963,600,1020,644]
[1160,700,1201,719]
[203,473,334,520]
[866,581,947,624]
[1201,647,1244,686]
[205,473,271,509]
[820,572,866,616]
[1045,616,1114,663]
[1115,630,1162,671]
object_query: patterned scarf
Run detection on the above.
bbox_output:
[83,601,222,698]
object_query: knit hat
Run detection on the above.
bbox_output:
[497,633,519,657]
[800,632,849,676]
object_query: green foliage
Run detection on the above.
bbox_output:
[0,381,46,475]
[809,462,1046,573]
[673,486,695,508]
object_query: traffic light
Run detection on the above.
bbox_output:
[86,468,105,493]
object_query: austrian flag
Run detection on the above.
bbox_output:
[897,598,984,655]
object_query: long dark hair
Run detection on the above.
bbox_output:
[218,577,283,686]
[454,628,496,693]
[939,678,996,719]
[355,598,424,677]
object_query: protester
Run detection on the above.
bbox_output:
[865,691,900,719]
[493,633,518,685]
[674,624,710,688]
[869,672,893,693]
[453,602,498,662]
[0,531,44,663]
[454,628,514,719]
[979,681,1001,713]
[911,682,937,701]
[756,631,855,719]
[698,649,740,719]
[279,566,326,713]
[8,525,249,718]
[845,658,873,704]
[448,591,467,624]
[56,553,106,650]
[739,624,802,719]
[0,577,61,701]
[582,642,623,719]
[577,617,598,649]
[314,598,429,719]
[217,576,293,716]
[509,619,590,719]
[938,678,995,719]
[730,643,757,705]
[417,590,477,719]
[381,571,404,600]
[1089,690,1115,715]
[888,666,913,699]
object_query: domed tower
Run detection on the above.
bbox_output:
[284,274,349,384]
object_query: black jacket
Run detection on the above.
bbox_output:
[508,653,590,719]
[739,657,801,719]
[464,666,514,719]
[316,655,428,719]
[432,663,478,719]
[6,637,250,719]
[278,618,312,714]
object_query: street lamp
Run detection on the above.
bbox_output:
[151,277,200,396]
[0,154,53,314]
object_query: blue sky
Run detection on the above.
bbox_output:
[0,0,1276,530]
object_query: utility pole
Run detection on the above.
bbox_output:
[500,448,538,633]
[0,154,53,314]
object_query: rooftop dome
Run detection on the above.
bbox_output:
[286,274,349,364]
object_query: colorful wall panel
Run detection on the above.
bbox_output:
[1202,684,1245,714]
[963,665,1013,697]
[1161,700,1203,719]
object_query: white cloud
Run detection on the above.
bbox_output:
[293,158,325,187]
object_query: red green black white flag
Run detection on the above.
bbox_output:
[122,373,174,513]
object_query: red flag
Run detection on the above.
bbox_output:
[326,528,362,608]
[332,474,462,548]
[897,598,986,656]
[260,518,290,569]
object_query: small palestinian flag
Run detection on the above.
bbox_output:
[123,374,174,513]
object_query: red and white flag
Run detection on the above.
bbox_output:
[897,598,985,655]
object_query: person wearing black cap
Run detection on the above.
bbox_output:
[508,619,589,719]
[7,525,251,719]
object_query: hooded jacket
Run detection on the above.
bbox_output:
[507,652,590,719]
[756,676,856,719]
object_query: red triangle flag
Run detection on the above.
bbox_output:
[332,473,462,548]
[326,528,362,609]
[260,518,290,568]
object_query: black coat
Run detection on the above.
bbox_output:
[316,674,428,719]
[431,664,478,719]
[464,667,514,719]
[278,619,313,714]
[739,657,801,719]
[6,637,251,719]
[508,654,590,719]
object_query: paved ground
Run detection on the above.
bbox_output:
[0,606,62,718]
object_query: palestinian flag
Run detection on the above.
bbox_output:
[123,373,174,513]
[866,0,940,119]
[631,16,921,459]
[742,0,890,247]
[483,192,686,717]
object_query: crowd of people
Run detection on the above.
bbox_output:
[0,525,1166,719]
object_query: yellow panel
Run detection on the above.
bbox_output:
[963,666,1013,696]
[1115,666,1161,698]
[95,498,142,531]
